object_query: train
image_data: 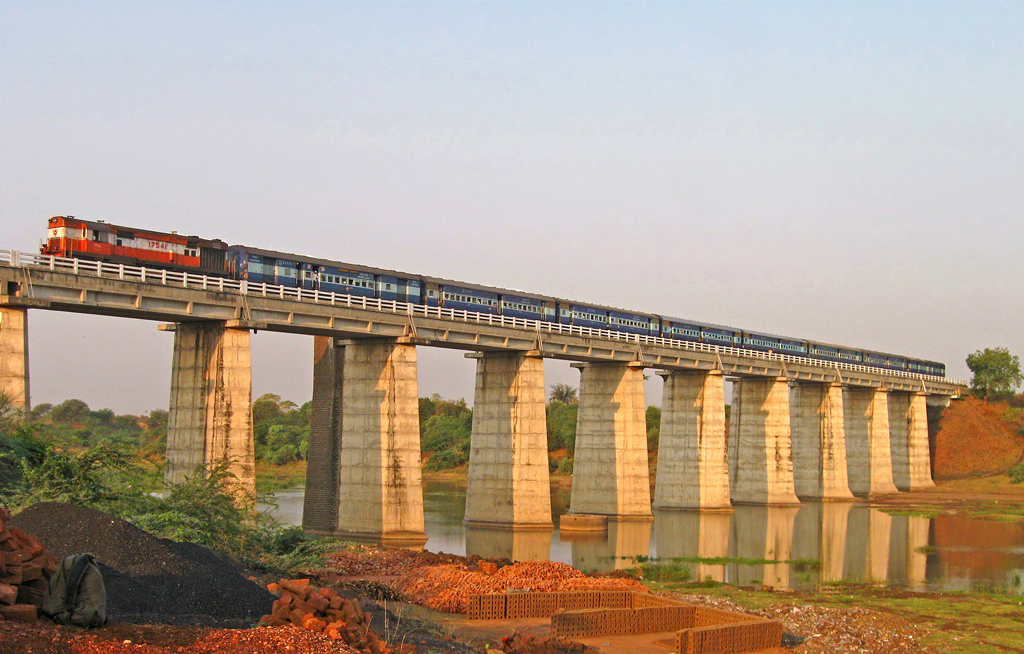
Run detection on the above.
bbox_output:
[40,215,947,377]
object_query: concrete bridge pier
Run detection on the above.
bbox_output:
[728,377,801,506]
[653,370,731,511]
[790,382,854,501]
[843,388,899,497]
[164,321,255,497]
[0,306,29,411]
[567,362,653,520]
[888,392,936,491]
[332,338,426,545]
[464,351,552,529]
[302,335,345,534]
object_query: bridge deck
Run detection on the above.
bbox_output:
[0,250,965,395]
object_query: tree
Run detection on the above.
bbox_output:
[549,383,578,405]
[966,347,1023,399]
[50,399,90,425]
[546,402,578,454]
[646,405,661,453]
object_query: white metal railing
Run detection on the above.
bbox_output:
[0,249,965,386]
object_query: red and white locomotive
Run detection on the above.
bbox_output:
[41,216,227,276]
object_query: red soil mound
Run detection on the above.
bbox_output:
[931,397,1024,480]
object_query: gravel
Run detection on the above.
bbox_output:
[9,502,275,628]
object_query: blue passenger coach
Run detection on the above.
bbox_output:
[560,304,609,329]
[701,325,743,347]
[662,318,703,343]
[608,310,658,336]
[808,342,863,365]
[742,331,808,355]
[501,293,554,321]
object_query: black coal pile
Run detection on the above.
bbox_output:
[9,502,274,628]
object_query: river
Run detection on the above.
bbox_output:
[265,482,1024,594]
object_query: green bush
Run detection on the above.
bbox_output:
[424,448,469,471]
[546,402,577,454]
[421,414,471,452]
[0,405,335,575]
[1008,462,1024,484]
[7,442,146,514]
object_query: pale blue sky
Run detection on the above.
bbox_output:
[2,2,1022,413]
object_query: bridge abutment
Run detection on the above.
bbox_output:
[652,370,731,510]
[843,388,899,496]
[888,392,936,491]
[728,377,801,505]
[790,382,854,501]
[164,321,255,497]
[567,362,652,520]
[333,338,426,545]
[464,351,552,529]
[0,306,29,411]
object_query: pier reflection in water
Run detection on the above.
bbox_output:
[264,482,1024,593]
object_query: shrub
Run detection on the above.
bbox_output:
[1008,462,1024,484]
[424,448,469,471]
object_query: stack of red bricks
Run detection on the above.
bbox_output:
[259,578,415,654]
[0,507,58,623]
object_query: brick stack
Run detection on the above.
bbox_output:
[259,578,415,654]
[0,507,58,623]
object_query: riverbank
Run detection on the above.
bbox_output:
[4,510,1023,654]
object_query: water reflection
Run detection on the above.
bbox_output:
[729,505,800,589]
[571,519,652,573]
[792,502,853,585]
[844,506,892,584]
[464,525,552,562]
[264,482,1024,593]
[654,509,731,582]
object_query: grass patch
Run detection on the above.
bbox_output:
[880,508,942,519]
[647,582,1024,654]
[633,555,820,568]
[255,460,307,492]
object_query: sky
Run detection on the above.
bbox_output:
[2,2,1022,415]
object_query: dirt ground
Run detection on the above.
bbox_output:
[931,396,1024,480]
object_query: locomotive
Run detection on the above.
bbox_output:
[41,216,946,377]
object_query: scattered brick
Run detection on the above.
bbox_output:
[0,508,57,618]
[260,578,407,654]
[0,603,38,622]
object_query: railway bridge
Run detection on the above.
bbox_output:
[0,251,966,545]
